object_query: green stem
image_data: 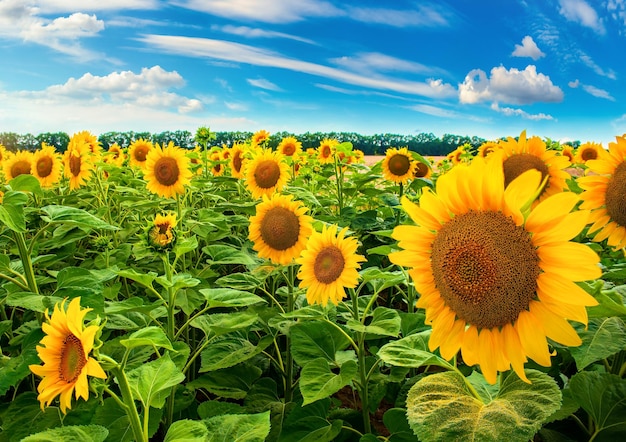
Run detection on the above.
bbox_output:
[161,252,177,431]
[111,366,146,442]
[395,182,404,226]
[357,333,371,434]
[13,231,38,294]
[0,272,29,291]
[285,265,295,403]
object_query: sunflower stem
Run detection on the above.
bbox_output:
[111,366,146,442]
[349,287,372,434]
[161,252,178,431]
[395,182,404,226]
[13,231,38,295]
[285,265,295,404]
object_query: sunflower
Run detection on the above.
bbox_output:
[561,145,575,163]
[29,298,106,414]
[144,141,192,199]
[278,136,302,158]
[244,148,290,199]
[496,131,570,203]
[71,131,102,162]
[574,141,605,165]
[447,145,467,165]
[382,147,417,184]
[296,224,365,306]
[0,143,9,163]
[251,129,270,147]
[32,143,62,187]
[579,134,626,249]
[210,150,225,177]
[128,138,154,169]
[63,140,94,191]
[2,150,33,180]
[414,160,432,179]
[249,193,313,265]
[317,138,338,164]
[389,156,600,384]
[148,212,178,249]
[103,143,126,167]
[229,143,247,179]
[477,141,499,159]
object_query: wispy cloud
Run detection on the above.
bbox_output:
[512,36,545,60]
[558,0,605,34]
[345,4,452,27]
[330,52,447,77]
[213,25,317,45]
[459,65,563,105]
[247,78,282,91]
[408,104,459,118]
[579,53,617,79]
[138,35,457,99]
[490,103,555,120]
[568,79,615,100]
[35,0,160,13]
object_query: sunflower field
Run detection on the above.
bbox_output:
[0,129,625,442]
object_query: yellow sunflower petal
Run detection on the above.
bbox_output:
[529,301,582,346]
[538,243,601,281]
[515,310,552,367]
[525,192,580,233]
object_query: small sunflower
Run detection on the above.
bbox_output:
[103,143,126,167]
[477,141,500,159]
[574,142,605,165]
[296,224,366,306]
[382,147,417,184]
[229,143,247,179]
[29,298,106,414]
[278,136,302,158]
[244,148,290,200]
[414,160,432,179]
[447,145,467,165]
[3,150,33,180]
[128,138,154,169]
[251,130,271,147]
[317,138,339,164]
[249,193,313,265]
[579,134,626,249]
[148,212,178,249]
[561,145,575,163]
[210,150,225,177]
[0,143,9,163]
[70,131,102,162]
[32,143,62,188]
[63,140,94,191]
[144,141,193,199]
[389,156,600,384]
[497,131,571,203]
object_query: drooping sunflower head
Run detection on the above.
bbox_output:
[414,159,432,179]
[477,141,500,159]
[29,297,106,414]
[144,141,193,199]
[229,143,247,179]
[497,130,570,203]
[447,145,468,165]
[32,143,62,188]
[390,155,600,384]
[296,224,366,306]
[128,138,154,169]
[317,138,339,164]
[103,143,126,167]
[560,145,575,163]
[244,148,290,199]
[210,150,225,177]
[70,131,102,162]
[251,129,271,147]
[382,147,417,184]
[579,134,626,250]
[574,141,606,165]
[277,136,302,158]
[148,212,178,249]
[63,141,94,191]
[3,150,33,180]
[249,193,314,265]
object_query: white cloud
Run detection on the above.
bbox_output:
[213,25,317,45]
[458,65,563,105]
[558,0,605,33]
[35,0,160,13]
[138,35,457,99]
[224,101,248,111]
[408,104,459,118]
[247,78,282,91]
[330,52,444,76]
[345,4,451,27]
[568,79,615,100]
[579,53,617,79]
[490,103,555,120]
[512,36,545,60]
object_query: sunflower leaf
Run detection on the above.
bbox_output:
[199,335,274,372]
[120,326,174,351]
[345,306,401,338]
[406,370,561,442]
[299,358,358,406]
[203,411,271,442]
[164,419,209,442]
[126,353,185,409]
[570,317,626,370]
[0,190,28,232]
[198,288,266,309]
[376,331,454,370]
[20,425,108,442]
[40,205,118,230]
[290,320,352,366]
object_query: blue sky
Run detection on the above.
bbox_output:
[1,0,625,146]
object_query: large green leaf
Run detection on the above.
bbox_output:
[20,425,108,442]
[0,346,40,396]
[377,331,454,370]
[299,358,358,406]
[126,354,185,409]
[0,190,28,232]
[569,371,626,441]
[120,326,174,351]
[188,363,262,400]
[40,205,118,230]
[346,306,401,337]
[570,317,626,370]
[278,399,342,442]
[199,287,266,309]
[164,420,209,442]
[203,244,259,266]
[199,335,273,372]
[406,370,561,442]
[203,411,271,441]
[190,311,259,337]
[290,320,352,366]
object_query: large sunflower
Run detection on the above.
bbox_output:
[244,148,290,200]
[278,136,302,158]
[389,156,600,384]
[317,138,338,164]
[63,140,94,191]
[71,131,102,162]
[296,224,366,306]
[497,130,570,203]
[382,147,417,184]
[32,143,62,188]
[144,141,192,199]
[128,138,154,169]
[579,134,626,249]
[249,193,313,265]
[29,298,106,414]
[3,150,33,180]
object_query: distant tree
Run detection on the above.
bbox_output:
[36,132,70,151]
[153,130,195,149]
[18,133,39,151]
[0,132,20,152]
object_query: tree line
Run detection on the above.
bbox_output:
[0,129,581,156]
